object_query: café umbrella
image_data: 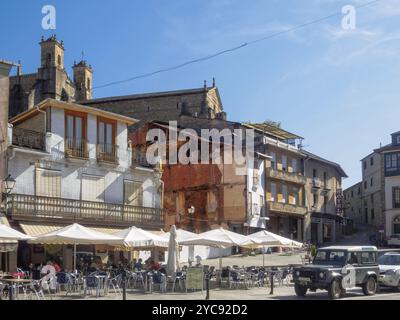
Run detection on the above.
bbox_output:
[112,226,169,249]
[0,223,33,240]
[179,228,256,269]
[246,230,303,267]
[166,225,180,276]
[28,223,123,270]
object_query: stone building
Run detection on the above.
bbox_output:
[343,182,363,224]
[0,60,17,272]
[82,80,226,122]
[8,35,93,118]
[374,131,400,246]
[359,152,384,228]
[129,118,269,235]
[303,151,347,244]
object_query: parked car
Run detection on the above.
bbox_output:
[387,235,400,247]
[292,246,380,299]
[378,252,400,290]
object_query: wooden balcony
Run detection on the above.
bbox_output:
[266,168,307,185]
[268,201,307,216]
[6,194,164,229]
[97,143,118,163]
[12,127,46,151]
[65,138,89,159]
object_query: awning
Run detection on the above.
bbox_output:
[19,222,163,237]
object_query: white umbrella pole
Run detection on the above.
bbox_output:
[73,243,76,271]
[263,246,265,268]
[219,247,222,269]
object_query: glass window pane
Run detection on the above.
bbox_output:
[106,123,113,145]
[67,115,73,139]
[75,117,82,140]
[99,122,105,144]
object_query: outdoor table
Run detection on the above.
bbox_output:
[1,278,33,300]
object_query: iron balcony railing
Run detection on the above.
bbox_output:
[97,143,118,163]
[12,127,46,151]
[65,138,89,159]
[7,194,164,228]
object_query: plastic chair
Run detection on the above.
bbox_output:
[149,272,166,293]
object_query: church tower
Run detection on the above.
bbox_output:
[73,60,93,101]
[40,34,65,69]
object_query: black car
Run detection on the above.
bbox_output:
[292,246,380,299]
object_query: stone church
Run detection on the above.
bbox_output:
[8,36,226,122]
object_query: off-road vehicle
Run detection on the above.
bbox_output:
[292,246,379,299]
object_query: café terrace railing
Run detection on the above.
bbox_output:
[12,127,46,151]
[7,194,164,228]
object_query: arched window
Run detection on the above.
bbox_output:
[57,55,61,66]
[393,216,400,234]
[87,78,91,89]
[46,53,52,65]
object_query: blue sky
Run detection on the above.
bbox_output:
[1,0,400,188]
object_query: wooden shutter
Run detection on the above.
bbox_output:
[35,168,61,197]
[81,174,105,202]
[124,180,143,206]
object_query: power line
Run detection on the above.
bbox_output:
[93,0,383,90]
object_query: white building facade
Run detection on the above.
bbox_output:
[6,99,163,269]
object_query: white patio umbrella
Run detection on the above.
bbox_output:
[112,226,169,249]
[29,223,124,270]
[160,228,198,243]
[179,228,256,269]
[0,223,33,240]
[246,230,303,267]
[166,225,180,276]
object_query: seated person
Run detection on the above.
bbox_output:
[41,261,56,278]
[134,258,143,271]
[53,260,62,273]
[149,260,161,271]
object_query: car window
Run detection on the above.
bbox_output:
[378,255,400,265]
[347,253,359,265]
[359,252,376,264]
[314,250,346,265]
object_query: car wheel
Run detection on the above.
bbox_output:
[294,283,307,297]
[362,277,377,296]
[328,279,342,299]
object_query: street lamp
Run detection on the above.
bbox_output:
[188,206,195,231]
[3,174,16,214]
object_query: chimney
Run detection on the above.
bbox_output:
[0,60,13,192]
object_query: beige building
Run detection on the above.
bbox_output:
[303,151,347,245]
[244,123,307,242]
[374,131,400,245]
[360,152,384,228]
[343,182,362,224]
